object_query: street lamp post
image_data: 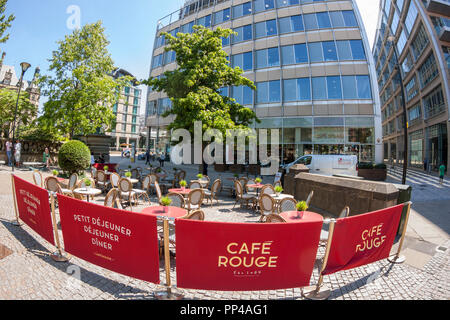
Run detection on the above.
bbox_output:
[11,62,31,172]
[387,36,408,185]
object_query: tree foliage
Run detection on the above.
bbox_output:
[0,0,15,44]
[38,21,132,139]
[0,88,37,138]
[143,25,259,138]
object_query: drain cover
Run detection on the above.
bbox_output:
[0,243,13,261]
[436,246,448,253]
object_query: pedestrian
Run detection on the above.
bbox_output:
[424,158,428,172]
[159,153,165,167]
[14,140,21,168]
[145,149,150,165]
[43,147,51,170]
[90,152,95,167]
[439,163,446,185]
[5,140,13,167]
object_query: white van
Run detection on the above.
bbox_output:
[282,155,358,176]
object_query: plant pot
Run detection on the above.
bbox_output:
[357,168,387,181]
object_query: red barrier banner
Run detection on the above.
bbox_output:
[57,194,160,284]
[13,175,55,246]
[322,204,404,276]
[175,220,323,291]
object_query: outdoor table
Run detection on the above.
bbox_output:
[141,206,187,219]
[191,180,209,188]
[280,211,323,223]
[272,193,295,202]
[73,187,102,202]
[246,183,264,196]
[121,177,139,184]
[169,188,192,196]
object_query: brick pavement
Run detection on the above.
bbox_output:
[0,165,449,300]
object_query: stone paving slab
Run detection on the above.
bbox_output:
[0,168,449,300]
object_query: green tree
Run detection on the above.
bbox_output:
[143,26,258,173]
[0,88,37,138]
[0,0,15,45]
[38,21,132,139]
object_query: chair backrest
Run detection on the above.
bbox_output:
[246,179,256,192]
[211,179,221,196]
[45,177,61,193]
[259,194,275,213]
[68,173,78,190]
[238,177,248,189]
[110,172,121,188]
[32,170,43,188]
[73,192,84,201]
[119,178,133,193]
[278,197,297,213]
[265,214,287,223]
[182,210,205,221]
[234,180,243,198]
[188,189,204,206]
[91,167,97,179]
[97,170,106,182]
[149,174,158,184]
[178,170,186,180]
[306,190,314,207]
[104,189,118,207]
[261,184,275,195]
[167,192,185,208]
[189,181,202,189]
[131,168,140,180]
[142,175,151,190]
[338,206,350,219]
[154,181,162,201]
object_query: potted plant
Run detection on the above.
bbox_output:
[294,201,309,219]
[160,196,172,213]
[197,173,204,180]
[255,177,262,185]
[52,170,59,177]
[180,180,187,190]
[125,171,132,178]
[84,178,92,191]
[234,173,239,179]
[274,186,283,196]
[357,162,387,181]
[103,165,109,173]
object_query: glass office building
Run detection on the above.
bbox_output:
[373,0,449,172]
[147,0,382,164]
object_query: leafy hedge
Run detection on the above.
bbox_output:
[358,162,387,170]
[58,140,91,174]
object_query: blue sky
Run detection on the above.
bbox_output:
[2,0,379,115]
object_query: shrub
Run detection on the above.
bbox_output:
[358,162,374,170]
[58,140,91,175]
[374,163,387,169]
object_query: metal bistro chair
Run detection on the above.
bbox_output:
[45,176,63,195]
[204,179,221,206]
[132,175,151,205]
[166,192,186,209]
[118,178,137,211]
[96,170,111,193]
[306,190,314,207]
[104,188,119,208]
[148,174,159,195]
[233,180,256,209]
[154,180,163,205]
[166,210,205,252]
[186,189,204,213]
[68,173,78,191]
[189,181,202,190]
[32,170,44,188]
[259,194,276,222]
[110,172,121,189]
[246,179,257,196]
[278,197,298,214]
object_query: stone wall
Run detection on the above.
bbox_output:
[0,139,62,164]
[284,165,399,217]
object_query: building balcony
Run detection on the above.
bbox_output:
[438,25,450,42]
[426,0,450,16]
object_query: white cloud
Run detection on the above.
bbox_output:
[354,0,381,49]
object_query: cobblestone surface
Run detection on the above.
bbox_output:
[0,162,449,300]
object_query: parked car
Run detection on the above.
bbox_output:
[281,155,358,176]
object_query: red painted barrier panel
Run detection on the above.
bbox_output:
[322,204,404,276]
[13,175,55,246]
[175,219,323,291]
[57,195,160,284]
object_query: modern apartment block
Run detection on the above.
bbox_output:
[146,0,382,164]
[108,68,142,150]
[373,0,449,172]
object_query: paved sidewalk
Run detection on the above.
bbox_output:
[0,164,449,300]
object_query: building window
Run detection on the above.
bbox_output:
[256,47,279,69]
[423,86,445,119]
[279,14,304,34]
[197,14,211,28]
[232,85,253,105]
[232,24,253,44]
[256,80,281,103]
[255,19,277,38]
[213,8,230,25]
[253,0,275,13]
[232,51,253,71]
[404,0,418,35]
[408,103,422,125]
[281,43,308,65]
[232,2,252,19]
[418,53,439,89]
[412,24,429,60]
[405,76,419,102]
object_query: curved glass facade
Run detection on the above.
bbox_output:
[147,0,382,164]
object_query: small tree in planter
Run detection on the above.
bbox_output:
[294,201,309,219]
[103,165,109,172]
[255,177,262,185]
[58,140,91,175]
[84,178,92,190]
[52,170,59,177]
[180,180,187,190]
[160,196,172,213]
[125,171,132,178]
[197,173,204,180]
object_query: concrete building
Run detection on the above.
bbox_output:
[146,0,382,164]
[108,68,142,150]
[373,0,449,172]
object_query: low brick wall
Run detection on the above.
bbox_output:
[284,168,399,217]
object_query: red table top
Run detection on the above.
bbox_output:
[247,184,264,188]
[280,211,323,223]
[141,206,187,219]
[93,163,118,172]
[169,188,191,195]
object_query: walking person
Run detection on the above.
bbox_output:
[5,140,13,167]
[14,140,22,168]
[159,153,165,167]
[439,163,446,185]
[145,149,150,165]
[43,147,51,170]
